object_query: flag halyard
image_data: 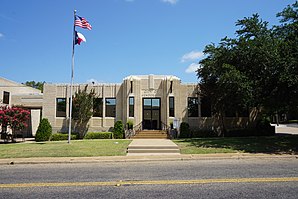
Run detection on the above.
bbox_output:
[69,10,92,143]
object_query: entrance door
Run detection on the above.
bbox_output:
[143,98,161,130]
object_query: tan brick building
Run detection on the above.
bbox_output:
[0,77,42,137]
[43,75,249,134]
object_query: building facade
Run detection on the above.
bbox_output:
[0,77,42,137]
[43,75,249,134]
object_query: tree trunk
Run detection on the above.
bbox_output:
[216,112,227,137]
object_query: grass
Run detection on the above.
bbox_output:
[174,135,298,155]
[0,140,131,158]
[1,136,297,159]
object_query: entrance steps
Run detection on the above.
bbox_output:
[127,139,180,156]
[132,130,168,139]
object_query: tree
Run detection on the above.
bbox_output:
[24,81,45,92]
[198,2,298,134]
[274,1,298,118]
[199,43,253,135]
[35,118,52,142]
[71,85,96,138]
[0,106,30,141]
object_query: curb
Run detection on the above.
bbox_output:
[0,153,297,165]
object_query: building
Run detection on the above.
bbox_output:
[0,77,42,137]
[43,75,249,134]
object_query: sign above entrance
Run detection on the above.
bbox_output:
[142,89,158,97]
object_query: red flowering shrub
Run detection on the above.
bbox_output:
[0,106,30,139]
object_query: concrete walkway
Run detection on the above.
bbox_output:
[0,153,296,165]
[272,124,298,135]
[127,139,181,156]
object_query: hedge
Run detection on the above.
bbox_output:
[50,133,78,141]
[84,132,113,139]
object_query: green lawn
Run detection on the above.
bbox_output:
[174,135,298,154]
[0,140,132,158]
[1,136,297,159]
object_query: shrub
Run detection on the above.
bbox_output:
[35,118,52,142]
[84,132,112,139]
[191,129,218,138]
[113,120,124,139]
[256,116,275,136]
[51,133,78,141]
[126,120,134,130]
[179,122,190,138]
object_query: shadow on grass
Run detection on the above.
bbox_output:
[177,135,298,154]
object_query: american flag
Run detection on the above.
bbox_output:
[75,15,92,30]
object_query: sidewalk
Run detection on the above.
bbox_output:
[273,124,298,135]
[0,153,297,165]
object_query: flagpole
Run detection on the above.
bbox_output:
[68,10,76,144]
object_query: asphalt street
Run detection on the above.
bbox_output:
[0,158,297,198]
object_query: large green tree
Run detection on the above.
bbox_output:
[275,1,298,118]
[197,1,298,134]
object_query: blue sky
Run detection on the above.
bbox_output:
[0,0,294,84]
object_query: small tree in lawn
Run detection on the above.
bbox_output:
[0,106,30,141]
[72,85,96,138]
[35,118,52,142]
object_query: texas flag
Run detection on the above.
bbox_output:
[75,31,86,45]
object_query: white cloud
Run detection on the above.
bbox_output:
[185,63,200,73]
[181,51,204,63]
[161,0,178,5]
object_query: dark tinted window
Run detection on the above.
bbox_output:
[105,98,116,117]
[93,98,103,117]
[188,97,199,117]
[56,98,66,117]
[169,97,175,117]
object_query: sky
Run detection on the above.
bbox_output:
[0,0,295,84]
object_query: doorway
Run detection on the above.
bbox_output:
[143,98,161,130]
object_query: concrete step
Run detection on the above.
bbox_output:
[127,148,180,153]
[133,135,168,138]
[137,132,167,135]
[132,130,168,139]
[127,139,181,155]
[128,145,179,149]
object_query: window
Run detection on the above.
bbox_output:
[129,97,134,117]
[169,97,175,117]
[188,97,199,117]
[105,98,116,117]
[130,81,133,93]
[3,91,10,104]
[93,98,103,117]
[56,98,66,117]
[169,81,173,93]
[200,97,212,117]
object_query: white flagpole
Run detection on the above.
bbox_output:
[68,10,76,144]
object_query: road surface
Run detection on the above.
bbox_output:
[0,158,297,198]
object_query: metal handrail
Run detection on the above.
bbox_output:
[125,121,143,139]
[160,121,171,139]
